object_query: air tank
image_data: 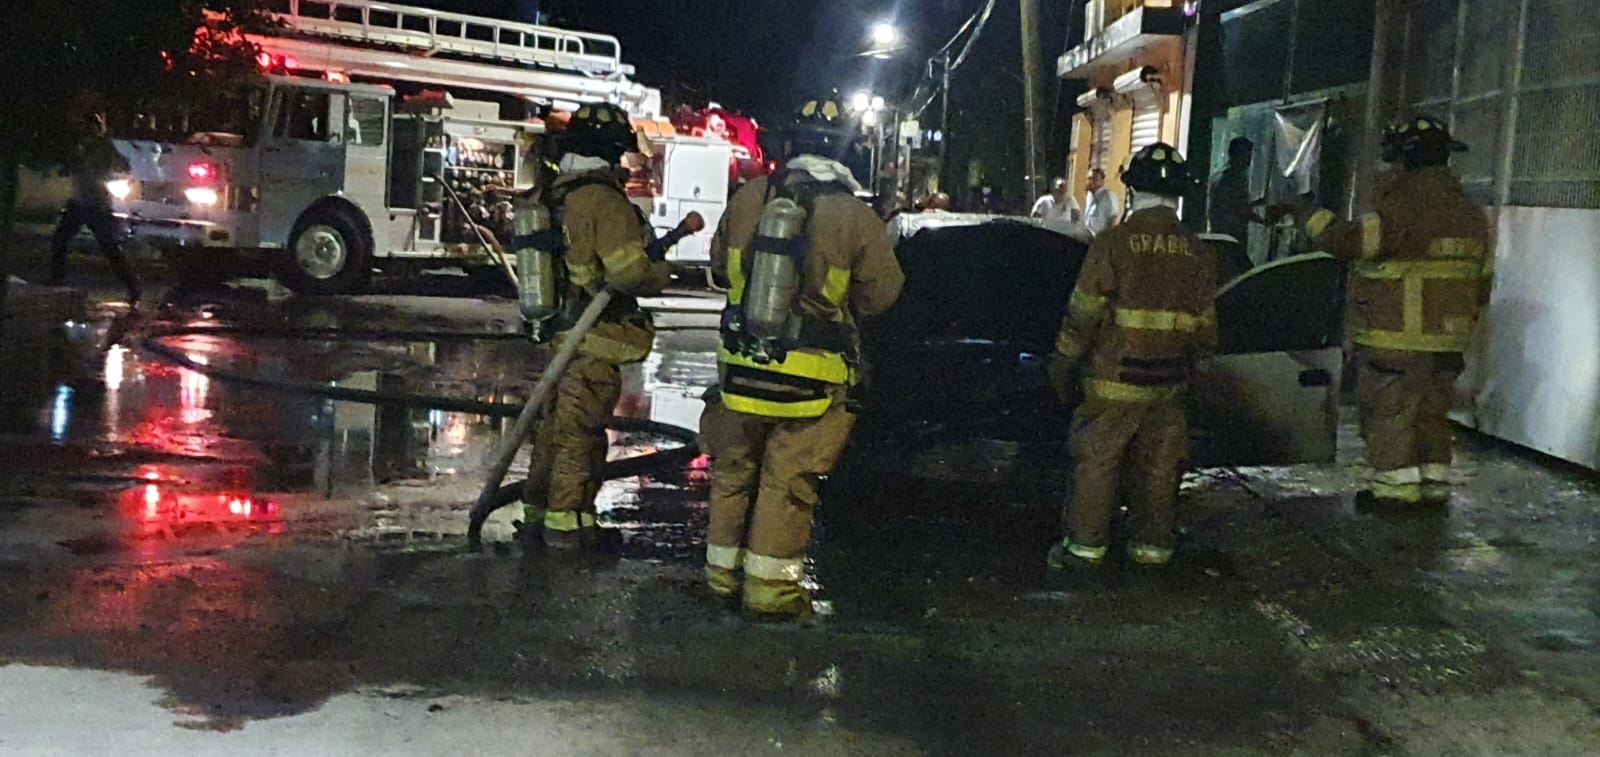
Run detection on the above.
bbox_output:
[513,199,559,322]
[743,198,808,340]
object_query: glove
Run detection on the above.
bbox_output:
[1048,355,1082,406]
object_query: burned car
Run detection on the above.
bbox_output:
[856,213,1343,474]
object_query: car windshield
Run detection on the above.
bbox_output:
[114,84,269,147]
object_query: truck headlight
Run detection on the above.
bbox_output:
[184,187,220,207]
[105,179,132,200]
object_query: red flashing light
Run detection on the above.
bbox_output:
[187,162,215,181]
[255,52,300,73]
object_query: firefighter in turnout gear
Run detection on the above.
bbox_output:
[521,102,672,549]
[700,101,905,619]
[1047,143,1217,571]
[1290,115,1492,507]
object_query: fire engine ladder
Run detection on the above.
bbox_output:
[252,0,660,115]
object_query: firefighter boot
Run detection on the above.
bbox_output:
[1047,540,1106,571]
[1420,463,1452,506]
[741,577,814,622]
[705,566,740,608]
[1126,542,1175,566]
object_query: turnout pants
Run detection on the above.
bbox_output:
[1354,348,1462,502]
[51,200,140,299]
[523,355,622,538]
[1065,397,1187,551]
[700,394,854,616]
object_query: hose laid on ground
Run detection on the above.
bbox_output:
[135,315,701,547]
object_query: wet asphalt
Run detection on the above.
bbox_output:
[1,260,1599,755]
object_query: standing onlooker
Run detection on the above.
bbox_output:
[1207,136,1259,245]
[1031,177,1082,229]
[50,111,140,304]
[1083,168,1120,235]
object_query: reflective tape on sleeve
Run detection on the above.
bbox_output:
[601,241,650,274]
[1305,209,1337,239]
[1069,289,1109,317]
[822,266,851,308]
[567,263,599,288]
[1084,379,1183,402]
[1359,213,1383,259]
[727,247,747,305]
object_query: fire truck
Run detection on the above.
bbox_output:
[108,0,730,293]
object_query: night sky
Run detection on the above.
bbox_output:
[415,0,1079,198]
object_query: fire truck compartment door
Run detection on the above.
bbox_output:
[259,87,348,246]
[340,93,392,254]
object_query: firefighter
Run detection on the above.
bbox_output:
[520,102,672,549]
[50,110,140,305]
[1287,116,1492,507]
[700,100,906,619]
[1047,143,1217,571]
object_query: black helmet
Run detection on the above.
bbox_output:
[563,102,638,163]
[1381,115,1467,166]
[787,97,848,158]
[1121,142,1192,196]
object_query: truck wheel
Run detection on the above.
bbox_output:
[282,208,371,295]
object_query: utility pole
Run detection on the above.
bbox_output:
[939,49,952,193]
[1020,0,1044,202]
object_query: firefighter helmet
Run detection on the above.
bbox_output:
[562,102,638,163]
[787,97,848,158]
[1121,142,1192,196]
[1381,115,1467,166]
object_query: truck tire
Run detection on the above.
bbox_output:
[281,208,372,295]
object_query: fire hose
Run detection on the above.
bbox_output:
[137,314,701,549]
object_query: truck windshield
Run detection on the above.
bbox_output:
[114,85,269,147]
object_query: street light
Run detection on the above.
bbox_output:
[870,95,886,112]
[871,22,899,49]
[850,91,872,113]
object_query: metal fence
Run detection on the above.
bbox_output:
[1395,0,1600,208]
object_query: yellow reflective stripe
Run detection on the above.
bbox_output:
[1305,209,1336,239]
[1069,289,1109,317]
[1084,378,1183,402]
[1371,466,1423,502]
[544,510,598,532]
[1373,466,1422,485]
[743,552,805,582]
[568,262,599,288]
[1428,238,1485,260]
[1356,259,1483,280]
[1055,331,1087,359]
[822,266,851,307]
[727,247,747,305]
[1419,463,1451,483]
[1351,328,1471,352]
[717,345,853,385]
[1066,541,1107,561]
[601,241,649,273]
[706,544,745,570]
[721,393,834,418]
[1115,308,1199,332]
[1360,213,1383,259]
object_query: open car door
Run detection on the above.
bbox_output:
[858,216,1344,474]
